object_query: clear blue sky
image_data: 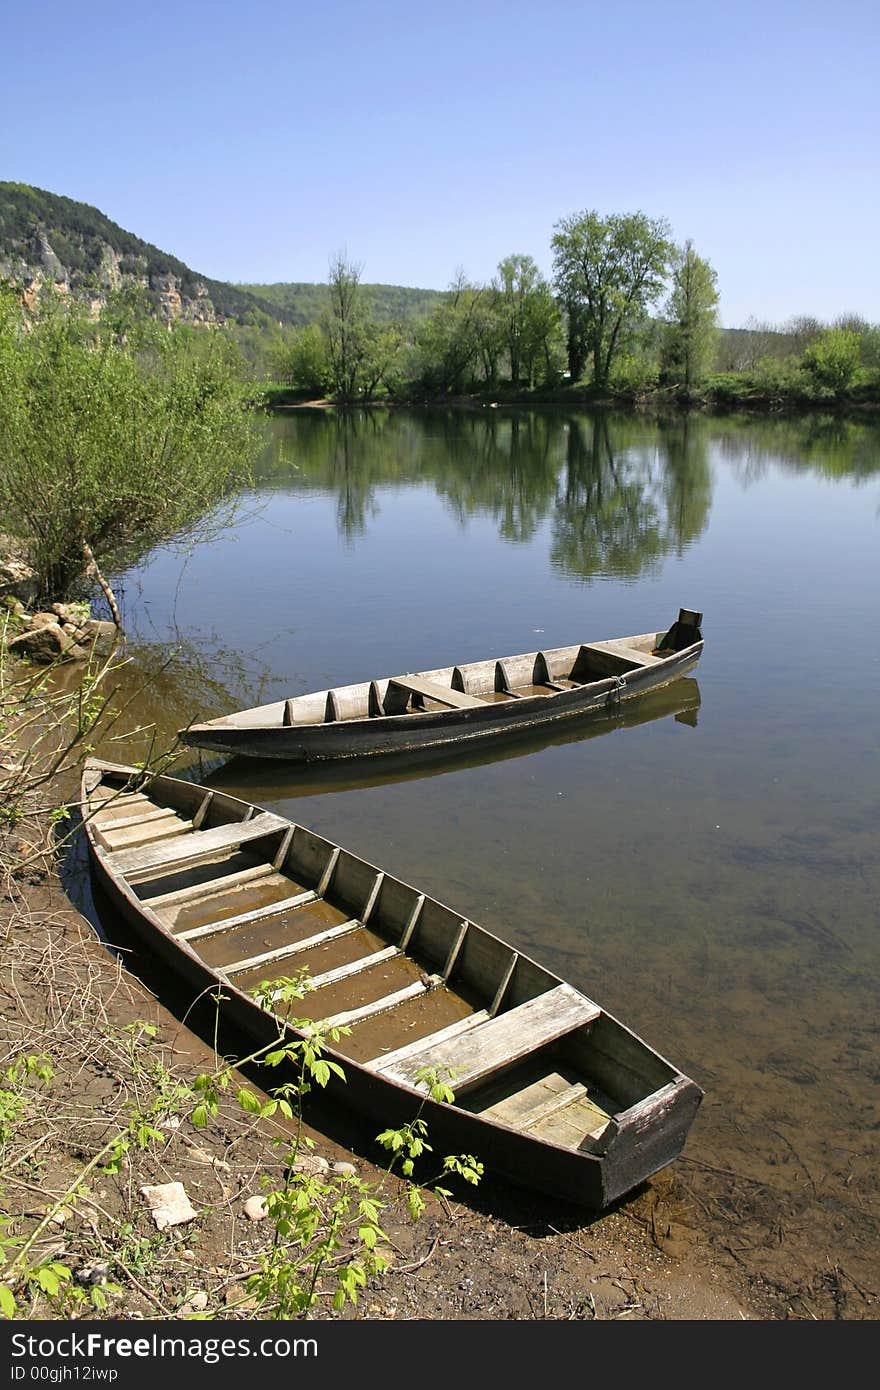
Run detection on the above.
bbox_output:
[3,0,877,327]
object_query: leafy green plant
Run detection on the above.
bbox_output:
[802,328,862,393]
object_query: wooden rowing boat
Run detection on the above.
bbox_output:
[81,758,704,1210]
[179,609,704,763]
[201,676,702,801]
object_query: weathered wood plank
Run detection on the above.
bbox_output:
[388,675,485,710]
[221,917,360,975]
[96,815,193,852]
[307,945,400,991]
[93,805,177,833]
[582,640,663,667]
[142,863,276,910]
[105,811,287,880]
[476,1073,585,1124]
[381,984,601,1093]
[319,974,444,1029]
[519,1083,590,1130]
[364,1010,491,1073]
[175,890,318,943]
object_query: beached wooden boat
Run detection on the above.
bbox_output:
[81,758,704,1210]
[179,609,704,763]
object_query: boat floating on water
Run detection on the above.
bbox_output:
[82,757,704,1210]
[179,609,704,764]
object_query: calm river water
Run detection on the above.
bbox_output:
[77,406,880,1317]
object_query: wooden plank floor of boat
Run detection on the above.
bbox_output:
[93,792,583,1087]
[95,805,488,1065]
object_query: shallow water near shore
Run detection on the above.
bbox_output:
[70,406,880,1317]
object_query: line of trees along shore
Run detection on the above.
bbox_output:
[265,209,880,406]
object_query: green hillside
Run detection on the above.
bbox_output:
[237,280,446,328]
[0,182,281,324]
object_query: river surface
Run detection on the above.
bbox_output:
[74,406,880,1317]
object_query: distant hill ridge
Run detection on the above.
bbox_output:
[0,182,445,330]
[0,182,285,324]
[235,280,446,327]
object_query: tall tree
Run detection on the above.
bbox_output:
[416,271,488,394]
[325,252,368,400]
[494,254,561,387]
[661,241,720,391]
[551,210,673,386]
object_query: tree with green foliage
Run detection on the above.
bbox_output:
[271,323,331,396]
[0,287,259,609]
[493,254,561,387]
[551,210,673,387]
[802,328,862,392]
[661,241,720,391]
[416,272,489,394]
[324,253,371,400]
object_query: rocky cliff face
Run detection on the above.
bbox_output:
[3,229,222,324]
[0,184,280,326]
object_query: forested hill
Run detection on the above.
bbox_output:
[0,183,446,333]
[0,183,282,325]
[235,280,446,327]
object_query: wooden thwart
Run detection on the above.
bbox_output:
[307,945,400,991]
[104,811,288,881]
[582,641,663,667]
[95,815,193,852]
[94,805,178,833]
[380,984,600,1094]
[388,675,485,710]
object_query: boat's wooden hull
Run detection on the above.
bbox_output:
[181,622,704,765]
[81,761,703,1210]
[202,677,702,801]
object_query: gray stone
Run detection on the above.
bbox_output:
[7,624,89,663]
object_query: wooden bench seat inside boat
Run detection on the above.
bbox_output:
[387,675,485,710]
[103,811,288,881]
[580,641,664,668]
[376,983,600,1094]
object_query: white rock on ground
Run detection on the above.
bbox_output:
[140,1182,197,1231]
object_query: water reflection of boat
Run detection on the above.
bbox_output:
[180,611,703,765]
[196,677,702,801]
[82,758,704,1210]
